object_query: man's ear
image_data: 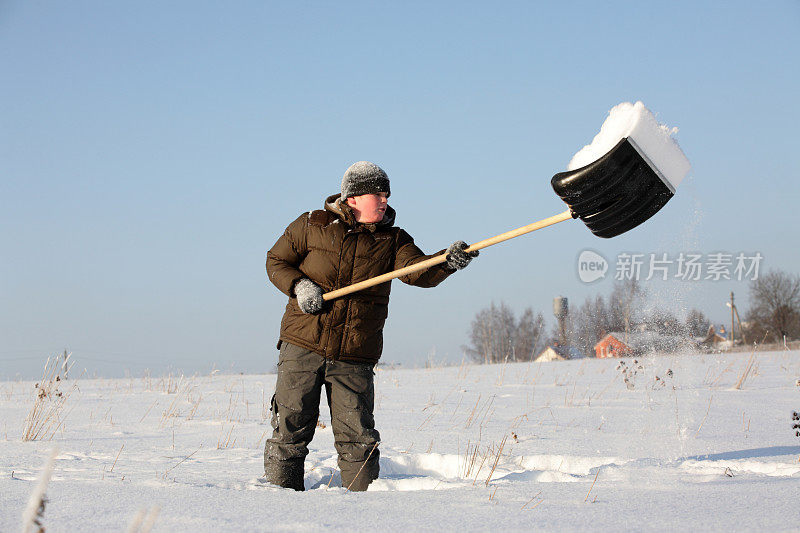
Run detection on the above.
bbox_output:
[345,196,355,207]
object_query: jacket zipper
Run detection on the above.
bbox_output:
[335,228,357,360]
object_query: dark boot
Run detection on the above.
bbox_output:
[264,458,305,491]
[340,447,380,491]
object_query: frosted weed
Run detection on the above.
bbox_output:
[22,355,77,442]
[616,359,644,390]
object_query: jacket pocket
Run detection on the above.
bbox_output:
[343,301,388,358]
[280,299,325,345]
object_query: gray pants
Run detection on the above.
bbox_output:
[264,342,380,491]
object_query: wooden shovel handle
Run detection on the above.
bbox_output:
[322,209,574,301]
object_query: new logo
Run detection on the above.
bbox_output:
[577,250,608,283]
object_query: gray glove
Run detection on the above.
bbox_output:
[445,240,479,270]
[294,278,323,314]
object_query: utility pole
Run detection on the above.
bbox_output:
[730,292,735,345]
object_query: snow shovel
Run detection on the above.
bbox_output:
[322,110,690,301]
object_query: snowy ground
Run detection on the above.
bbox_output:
[2,350,799,531]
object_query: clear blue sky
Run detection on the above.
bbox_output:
[2,1,799,378]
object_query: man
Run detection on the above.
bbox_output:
[264,161,477,491]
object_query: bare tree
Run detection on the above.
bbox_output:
[514,308,547,362]
[642,307,681,336]
[466,307,493,365]
[608,279,644,338]
[569,279,642,354]
[571,295,610,356]
[746,269,800,342]
[684,308,710,337]
[464,303,546,364]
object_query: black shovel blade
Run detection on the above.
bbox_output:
[550,137,674,238]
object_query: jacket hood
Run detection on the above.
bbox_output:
[324,193,396,230]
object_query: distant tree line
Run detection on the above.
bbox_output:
[463,268,800,363]
[564,279,712,356]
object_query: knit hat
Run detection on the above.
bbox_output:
[341,161,391,199]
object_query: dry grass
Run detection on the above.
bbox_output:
[521,490,544,510]
[707,362,734,387]
[694,395,714,438]
[584,468,600,502]
[126,506,160,533]
[459,433,514,487]
[22,447,58,533]
[733,334,770,390]
[509,413,529,429]
[110,443,124,472]
[139,400,159,423]
[733,353,757,390]
[464,394,495,429]
[162,373,182,394]
[593,373,620,400]
[162,446,201,480]
[217,423,237,449]
[186,391,203,420]
[22,356,77,442]
[461,440,481,478]
[216,391,242,423]
[495,356,511,386]
[254,427,271,449]
[448,393,464,423]
[521,360,542,385]
[484,434,508,486]
[159,383,192,427]
[417,383,461,431]
[460,439,495,485]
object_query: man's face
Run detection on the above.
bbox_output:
[346,192,388,223]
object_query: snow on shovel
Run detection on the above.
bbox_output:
[323,101,691,301]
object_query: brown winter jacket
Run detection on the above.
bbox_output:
[266,194,455,364]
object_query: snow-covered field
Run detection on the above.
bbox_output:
[3,350,799,531]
